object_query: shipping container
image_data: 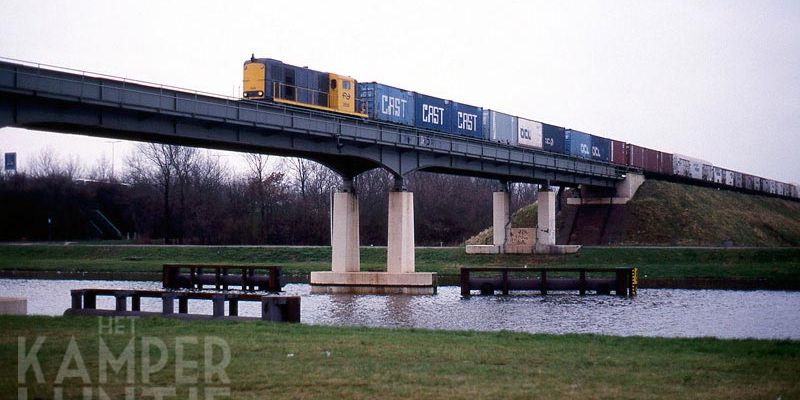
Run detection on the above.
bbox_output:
[712,167,723,184]
[734,172,743,188]
[590,135,611,162]
[659,152,674,175]
[769,180,777,194]
[565,129,592,159]
[776,182,785,196]
[542,123,567,154]
[753,176,762,192]
[792,184,800,199]
[675,154,707,180]
[724,169,734,186]
[451,101,483,139]
[702,164,714,182]
[482,110,517,144]
[610,140,626,165]
[672,154,692,177]
[628,145,662,173]
[517,117,543,149]
[744,174,754,190]
[414,92,451,133]
[357,82,415,126]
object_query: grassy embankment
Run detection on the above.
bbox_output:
[470,180,800,247]
[2,315,798,399]
[0,244,799,285]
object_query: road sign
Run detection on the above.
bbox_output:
[4,152,16,171]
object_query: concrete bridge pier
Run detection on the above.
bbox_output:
[536,185,580,255]
[311,177,436,295]
[492,182,511,250]
[330,178,360,273]
[387,179,415,274]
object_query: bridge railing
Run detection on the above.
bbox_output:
[0,56,631,181]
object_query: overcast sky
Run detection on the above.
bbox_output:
[1,0,798,183]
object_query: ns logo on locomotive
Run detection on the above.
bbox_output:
[241,55,800,200]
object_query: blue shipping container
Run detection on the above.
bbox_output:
[450,101,483,139]
[357,82,415,126]
[590,135,611,162]
[565,129,592,159]
[414,93,451,133]
[542,123,567,154]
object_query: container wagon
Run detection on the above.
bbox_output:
[565,129,592,159]
[542,123,567,154]
[357,82,415,126]
[590,135,611,162]
[517,117,543,149]
[483,110,517,145]
[610,140,627,166]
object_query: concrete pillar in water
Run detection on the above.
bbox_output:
[387,185,415,274]
[492,187,511,247]
[331,187,360,273]
[537,188,556,246]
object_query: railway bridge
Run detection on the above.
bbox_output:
[0,58,639,293]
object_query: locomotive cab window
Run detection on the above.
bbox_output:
[330,79,337,89]
[342,81,351,90]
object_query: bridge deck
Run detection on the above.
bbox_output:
[0,58,627,187]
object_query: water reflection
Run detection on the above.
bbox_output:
[1,279,799,340]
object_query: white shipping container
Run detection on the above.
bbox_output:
[482,110,517,144]
[713,167,723,183]
[673,154,708,180]
[724,170,734,186]
[517,117,543,149]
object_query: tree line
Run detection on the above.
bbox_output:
[0,144,537,245]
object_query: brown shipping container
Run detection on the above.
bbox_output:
[659,152,673,175]
[643,147,660,173]
[626,144,642,168]
[610,140,627,165]
[627,144,660,173]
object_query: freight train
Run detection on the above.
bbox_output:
[242,55,799,199]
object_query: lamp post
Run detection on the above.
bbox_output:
[105,140,121,180]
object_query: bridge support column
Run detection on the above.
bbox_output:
[537,187,556,247]
[492,184,510,250]
[331,190,360,273]
[534,186,579,254]
[387,190,415,273]
[311,177,436,295]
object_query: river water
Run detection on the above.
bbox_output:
[2,279,798,340]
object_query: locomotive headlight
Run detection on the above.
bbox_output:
[258,91,263,96]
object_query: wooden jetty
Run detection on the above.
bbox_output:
[65,288,300,322]
[460,267,638,297]
[162,264,282,292]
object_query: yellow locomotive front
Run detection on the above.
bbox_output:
[242,56,366,117]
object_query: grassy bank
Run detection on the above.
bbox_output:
[1,316,798,399]
[1,244,799,283]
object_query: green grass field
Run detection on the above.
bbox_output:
[0,244,799,283]
[2,316,798,399]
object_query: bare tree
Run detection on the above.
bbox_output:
[285,157,312,198]
[126,143,198,243]
[63,154,85,180]
[30,147,85,179]
[89,154,112,182]
[30,147,61,178]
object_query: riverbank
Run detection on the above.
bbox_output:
[1,244,799,289]
[2,315,798,399]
